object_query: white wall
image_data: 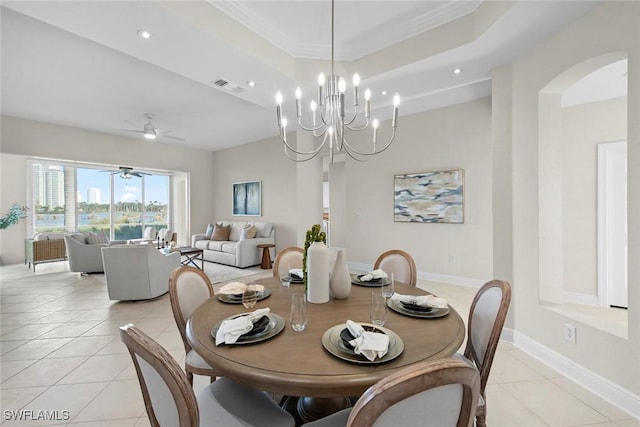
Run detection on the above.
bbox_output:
[0,115,215,265]
[498,1,639,395]
[209,134,299,253]
[562,97,628,296]
[209,98,494,284]
[346,98,494,281]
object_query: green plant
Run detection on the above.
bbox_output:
[0,203,28,230]
[302,224,326,288]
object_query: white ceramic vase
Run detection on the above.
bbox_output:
[306,241,330,304]
[330,249,351,299]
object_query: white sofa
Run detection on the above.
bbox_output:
[191,221,275,268]
[101,244,180,301]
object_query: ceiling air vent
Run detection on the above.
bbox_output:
[211,77,244,94]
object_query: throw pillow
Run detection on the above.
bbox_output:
[211,223,231,241]
[240,225,257,240]
[205,223,215,239]
[87,231,108,245]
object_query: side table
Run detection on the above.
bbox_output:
[257,243,275,269]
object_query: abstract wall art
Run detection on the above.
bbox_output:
[232,180,261,216]
[394,170,464,223]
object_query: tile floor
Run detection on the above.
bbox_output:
[1,262,637,427]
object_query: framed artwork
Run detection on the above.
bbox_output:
[232,180,262,216]
[394,170,464,223]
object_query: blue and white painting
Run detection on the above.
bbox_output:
[394,170,464,223]
[233,180,261,216]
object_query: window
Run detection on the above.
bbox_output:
[29,160,171,239]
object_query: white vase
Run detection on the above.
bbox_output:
[306,241,330,304]
[330,249,351,299]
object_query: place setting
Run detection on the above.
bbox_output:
[387,293,450,319]
[322,319,404,365]
[216,281,271,304]
[211,307,285,345]
[280,268,304,287]
[321,289,404,364]
[350,269,392,287]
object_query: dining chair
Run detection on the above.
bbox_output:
[272,246,304,277]
[301,357,480,427]
[459,279,512,427]
[168,266,219,385]
[373,249,417,286]
[120,324,295,427]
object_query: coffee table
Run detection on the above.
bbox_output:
[177,246,204,270]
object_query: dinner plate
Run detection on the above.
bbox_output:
[210,313,285,345]
[217,288,271,304]
[350,274,391,287]
[322,323,404,364]
[283,274,304,284]
[387,298,450,319]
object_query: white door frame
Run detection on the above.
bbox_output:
[597,141,627,308]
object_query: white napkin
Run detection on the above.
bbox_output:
[390,293,448,309]
[289,269,303,279]
[218,282,265,295]
[215,308,271,345]
[359,269,388,282]
[346,320,389,361]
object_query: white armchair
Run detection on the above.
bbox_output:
[101,244,180,301]
[65,233,107,274]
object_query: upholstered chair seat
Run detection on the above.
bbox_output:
[302,358,480,427]
[169,266,220,384]
[120,325,295,427]
[457,280,511,427]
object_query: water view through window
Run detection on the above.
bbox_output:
[31,163,170,240]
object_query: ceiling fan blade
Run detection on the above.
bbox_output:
[124,120,141,128]
[115,129,144,134]
[163,135,185,141]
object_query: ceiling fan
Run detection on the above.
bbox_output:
[120,113,184,141]
[100,166,151,179]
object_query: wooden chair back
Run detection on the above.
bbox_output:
[464,280,511,393]
[272,247,304,277]
[169,266,215,354]
[373,249,417,286]
[120,324,199,427]
[347,358,480,427]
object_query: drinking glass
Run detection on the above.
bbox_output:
[242,284,258,309]
[370,290,387,326]
[280,263,291,287]
[381,272,395,298]
[290,294,307,331]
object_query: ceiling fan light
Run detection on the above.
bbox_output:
[144,129,157,140]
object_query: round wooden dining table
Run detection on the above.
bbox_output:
[186,275,465,423]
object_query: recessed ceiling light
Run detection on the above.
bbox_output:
[137,29,152,39]
[248,81,256,87]
[381,90,388,95]
[452,68,463,75]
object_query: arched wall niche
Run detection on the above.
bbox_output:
[537,52,628,316]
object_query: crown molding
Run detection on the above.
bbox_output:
[209,0,482,61]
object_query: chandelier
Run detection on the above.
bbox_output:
[275,0,399,163]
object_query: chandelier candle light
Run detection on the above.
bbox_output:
[275,0,399,163]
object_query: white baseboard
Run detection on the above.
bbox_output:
[503,328,640,420]
[347,262,485,288]
[563,291,599,306]
[417,271,486,288]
